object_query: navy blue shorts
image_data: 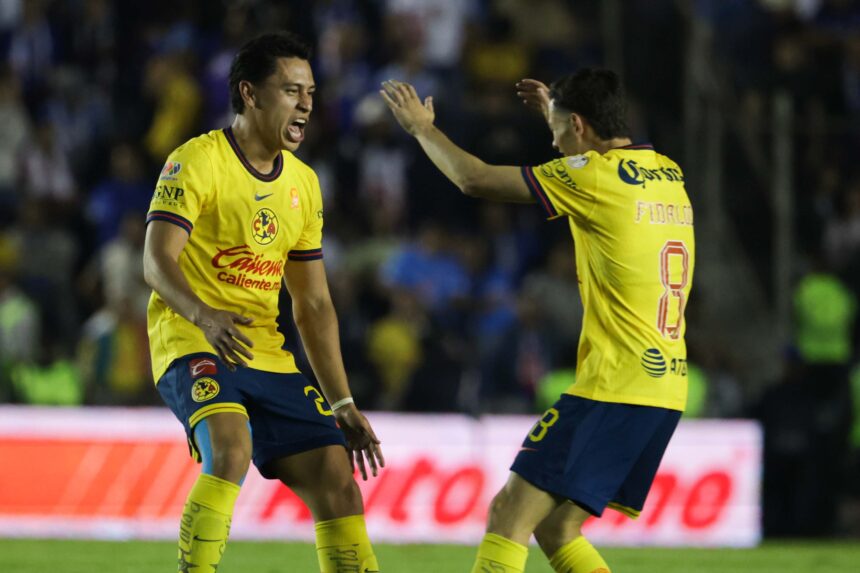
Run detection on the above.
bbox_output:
[511,394,681,518]
[157,353,346,479]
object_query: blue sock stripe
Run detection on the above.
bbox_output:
[193,419,252,486]
[194,419,215,475]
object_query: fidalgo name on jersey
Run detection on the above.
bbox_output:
[635,201,694,226]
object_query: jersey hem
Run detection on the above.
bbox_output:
[152,352,300,384]
[563,388,685,412]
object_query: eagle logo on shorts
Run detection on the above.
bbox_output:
[191,377,220,402]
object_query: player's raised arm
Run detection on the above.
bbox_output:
[380,80,533,203]
[282,259,385,481]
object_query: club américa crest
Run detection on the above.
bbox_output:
[252,208,279,245]
[191,377,220,402]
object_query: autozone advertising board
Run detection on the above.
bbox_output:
[0,407,761,546]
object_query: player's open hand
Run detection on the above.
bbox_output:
[516,78,551,121]
[379,80,434,136]
[194,307,254,371]
[334,404,385,480]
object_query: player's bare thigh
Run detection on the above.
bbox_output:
[265,445,363,521]
[487,472,562,545]
[200,412,253,484]
[533,500,591,557]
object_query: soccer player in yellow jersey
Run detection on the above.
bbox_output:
[382,69,694,573]
[143,33,384,573]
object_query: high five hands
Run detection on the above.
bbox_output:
[379,80,435,136]
[381,78,551,131]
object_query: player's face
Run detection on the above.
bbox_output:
[254,57,315,151]
[548,100,585,156]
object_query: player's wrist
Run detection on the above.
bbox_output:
[330,396,355,412]
[411,121,435,138]
[189,302,211,327]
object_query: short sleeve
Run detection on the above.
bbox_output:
[520,154,599,222]
[146,143,213,235]
[288,171,324,262]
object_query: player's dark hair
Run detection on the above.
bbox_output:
[549,68,630,140]
[229,32,312,114]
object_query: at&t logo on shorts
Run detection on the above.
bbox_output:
[191,377,220,402]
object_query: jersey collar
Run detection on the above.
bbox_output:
[615,143,654,150]
[223,127,284,182]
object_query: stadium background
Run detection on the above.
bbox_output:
[0,0,859,568]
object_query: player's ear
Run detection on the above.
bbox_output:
[570,112,585,136]
[239,80,257,110]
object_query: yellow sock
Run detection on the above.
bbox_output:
[549,536,610,573]
[177,474,241,573]
[470,533,528,573]
[315,514,379,572]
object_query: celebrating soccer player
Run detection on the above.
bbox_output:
[143,33,384,573]
[381,70,694,573]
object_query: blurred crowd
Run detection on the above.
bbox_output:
[0,0,600,411]
[698,0,860,537]
[0,0,860,536]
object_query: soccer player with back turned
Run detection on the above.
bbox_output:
[381,70,694,573]
[143,33,384,573]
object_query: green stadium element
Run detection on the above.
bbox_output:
[10,359,83,406]
[0,539,858,573]
[793,273,856,364]
[682,363,708,419]
[535,368,576,412]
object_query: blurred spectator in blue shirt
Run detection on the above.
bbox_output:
[7,0,54,98]
[380,221,470,324]
[85,142,150,247]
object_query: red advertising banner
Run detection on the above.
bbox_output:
[0,407,761,546]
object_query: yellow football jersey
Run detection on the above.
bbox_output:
[146,127,324,382]
[521,144,695,411]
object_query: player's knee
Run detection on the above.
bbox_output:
[210,441,251,482]
[486,489,514,530]
[328,475,364,516]
[343,480,364,514]
[308,473,363,520]
[534,520,582,556]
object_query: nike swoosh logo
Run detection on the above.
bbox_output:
[519,447,539,452]
[254,193,273,201]
[193,536,223,543]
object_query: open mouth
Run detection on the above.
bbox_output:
[286,118,307,142]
